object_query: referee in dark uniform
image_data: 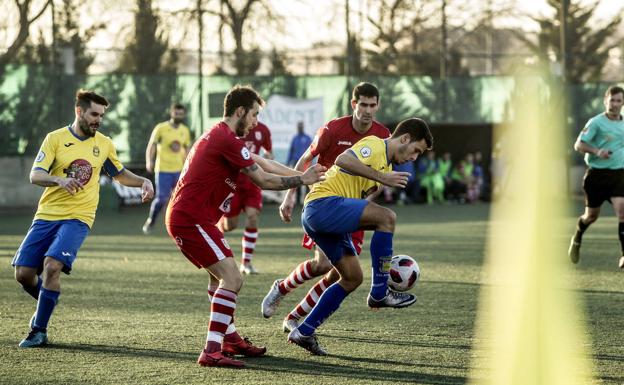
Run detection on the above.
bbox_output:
[569,85,624,268]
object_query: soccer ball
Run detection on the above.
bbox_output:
[388,255,420,292]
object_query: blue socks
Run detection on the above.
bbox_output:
[370,231,393,300]
[299,283,348,336]
[33,287,60,331]
[21,276,42,300]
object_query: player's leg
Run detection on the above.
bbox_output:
[13,220,56,302]
[281,266,336,332]
[144,172,162,234]
[261,246,333,319]
[611,196,624,268]
[17,220,88,348]
[359,201,417,309]
[289,253,361,355]
[569,171,604,263]
[240,206,260,274]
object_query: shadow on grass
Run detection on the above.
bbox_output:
[322,333,472,351]
[46,342,196,362]
[245,354,466,385]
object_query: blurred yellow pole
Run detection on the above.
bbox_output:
[469,71,594,385]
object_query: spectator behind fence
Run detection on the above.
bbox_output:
[286,121,313,205]
[420,151,445,204]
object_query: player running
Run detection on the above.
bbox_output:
[261,82,390,332]
[165,84,325,368]
[287,118,432,355]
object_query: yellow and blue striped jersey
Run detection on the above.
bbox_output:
[304,136,392,204]
[149,121,191,172]
[32,126,124,227]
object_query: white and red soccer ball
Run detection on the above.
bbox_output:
[388,255,420,292]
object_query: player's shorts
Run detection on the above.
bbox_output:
[166,222,234,269]
[582,168,624,208]
[12,219,90,274]
[225,183,262,218]
[301,196,368,264]
[155,171,180,201]
[301,230,365,255]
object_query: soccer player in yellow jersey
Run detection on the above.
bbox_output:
[12,90,154,348]
[143,103,191,234]
[287,118,433,355]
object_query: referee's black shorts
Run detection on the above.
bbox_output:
[583,168,624,208]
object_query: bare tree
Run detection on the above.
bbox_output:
[0,0,52,70]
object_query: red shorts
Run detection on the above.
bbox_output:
[301,230,365,255]
[225,183,262,218]
[166,223,233,268]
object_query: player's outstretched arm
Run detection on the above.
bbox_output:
[242,162,325,191]
[335,150,410,188]
[30,169,84,195]
[113,169,155,202]
[251,153,300,176]
[279,146,316,222]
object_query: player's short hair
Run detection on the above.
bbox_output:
[223,85,264,117]
[392,118,433,150]
[352,82,379,103]
[75,90,109,110]
[171,103,186,111]
[605,85,624,98]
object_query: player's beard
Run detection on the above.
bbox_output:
[235,118,248,137]
[79,115,98,137]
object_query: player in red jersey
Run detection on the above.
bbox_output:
[218,121,273,274]
[260,82,391,331]
[165,85,325,368]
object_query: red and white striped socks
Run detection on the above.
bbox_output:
[205,287,238,353]
[285,276,331,321]
[241,227,258,266]
[278,260,314,295]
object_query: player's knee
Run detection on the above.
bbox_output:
[310,257,332,276]
[14,267,35,286]
[341,271,363,292]
[584,214,598,224]
[223,269,243,292]
[377,208,396,232]
[41,263,61,285]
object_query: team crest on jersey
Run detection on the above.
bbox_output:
[63,159,93,185]
[360,146,372,158]
[221,238,231,250]
[92,146,100,157]
[241,147,251,160]
[35,151,45,163]
[255,131,262,141]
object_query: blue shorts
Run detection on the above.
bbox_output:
[12,219,90,274]
[156,172,181,201]
[302,196,368,264]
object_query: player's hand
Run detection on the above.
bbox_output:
[58,177,84,195]
[141,179,155,202]
[279,192,296,223]
[301,164,326,185]
[380,171,410,188]
[596,149,611,159]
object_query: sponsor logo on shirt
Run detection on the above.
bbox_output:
[63,159,94,185]
[337,141,352,146]
[169,140,181,153]
[219,192,235,213]
[64,143,74,147]
[35,151,45,162]
[225,178,237,189]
